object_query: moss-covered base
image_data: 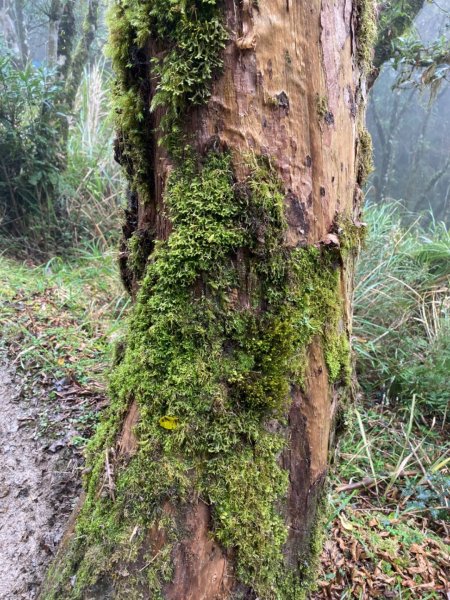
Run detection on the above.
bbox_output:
[41,151,352,599]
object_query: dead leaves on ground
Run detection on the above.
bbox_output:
[1,274,113,450]
[314,509,450,598]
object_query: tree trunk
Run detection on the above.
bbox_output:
[41,1,374,598]
[0,0,20,59]
[64,0,99,110]
[13,0,29,67]
[47,0,62,66]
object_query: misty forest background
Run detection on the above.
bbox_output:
[0,0,449,597]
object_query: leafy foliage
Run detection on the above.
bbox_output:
[0,53,63,242]
[392,33,450,97]
[63,60,122,245]
[0,51,123,253]
[373,0,425,69]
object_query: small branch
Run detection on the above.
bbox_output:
[336,469,419,493]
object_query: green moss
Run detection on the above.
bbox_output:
[43,151,352,599]
[325,331,351,384]
[356,0,377,73]
[316,94,329,119]
[357,127,374,185]
[337,213,368,258]
[106,0,228,205]
[298,490,330,597]
[127,230,153,281]
[106,2,151,203]
[150,14,228,148]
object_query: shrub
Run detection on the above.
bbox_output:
[0,52,63,244]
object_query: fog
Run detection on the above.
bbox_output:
[367,0,450,221]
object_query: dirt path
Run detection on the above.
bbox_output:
[0,365,79,599]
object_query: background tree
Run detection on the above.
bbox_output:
[0,0,100,245]
[371,0,426,82]
[41,1,375,598]
[367,0,450,220]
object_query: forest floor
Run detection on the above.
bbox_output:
[0,252,448,599]
[0,250,126,599]
[0,365,80,598]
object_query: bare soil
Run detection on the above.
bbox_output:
[0,365,80,599]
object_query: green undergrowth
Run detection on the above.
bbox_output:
[0,246,128,441]
[314,402,449,597]
[43,151,351,599]
[339,406,449,521]
[353,202,450,417]
[312,204,450,597]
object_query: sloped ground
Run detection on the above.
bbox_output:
[0,252,126,599]
[0,366,80,599]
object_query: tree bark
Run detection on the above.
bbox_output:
[13,0,29,67]
[46,0,62,66]
[41,1,372,598]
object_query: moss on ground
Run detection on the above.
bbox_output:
[42,151,352,599]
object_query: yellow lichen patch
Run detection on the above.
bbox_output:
[159,416,179,430]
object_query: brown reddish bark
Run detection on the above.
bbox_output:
[119,1,362,592]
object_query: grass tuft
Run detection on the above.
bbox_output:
[353,202,450,418]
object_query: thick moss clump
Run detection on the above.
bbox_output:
[42,152,351,599]
[357,127,374,185]
[107,0,227,203]
[356,0,377,73]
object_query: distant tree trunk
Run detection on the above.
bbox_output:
[63,0,99,109]
[41,1,374,598]
[46,0,62,66]
[13,0,29,66]
[47,0,99,111]
[0,0,20,58]
[48,0,99,166]
[56,0,75,79]
[370,0,425,86]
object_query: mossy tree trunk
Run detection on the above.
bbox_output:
[54,0,100,151]
[42,1,374,598]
